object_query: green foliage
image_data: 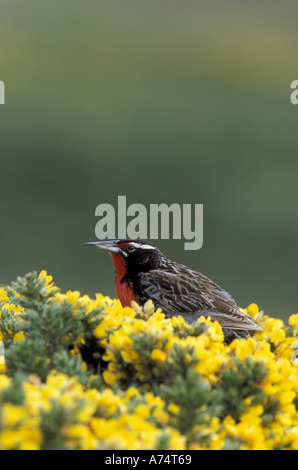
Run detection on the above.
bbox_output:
[1,272,103,385]
[216,357,268,421]
[1,271,298,450]
[0,373,25,406]
[160,368,214,445]
[40,402,77,451]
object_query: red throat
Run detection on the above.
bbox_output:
[110,253,139,307]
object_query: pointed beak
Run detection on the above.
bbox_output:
[84,240,122,254]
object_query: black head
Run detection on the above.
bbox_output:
[84,239,164,272]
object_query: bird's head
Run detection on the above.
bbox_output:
[84,239,163,273]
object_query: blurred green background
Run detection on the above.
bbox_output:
[1,1,298,320]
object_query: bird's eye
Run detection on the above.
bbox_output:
[127,245,136,253]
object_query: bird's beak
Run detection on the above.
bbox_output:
[84,240,122,254]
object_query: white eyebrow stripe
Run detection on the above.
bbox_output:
[130,243,155,250]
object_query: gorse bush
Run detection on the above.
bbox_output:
[1,271,298,449]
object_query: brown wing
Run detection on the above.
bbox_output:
[138,263,261,331]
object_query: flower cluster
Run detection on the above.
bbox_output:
[1,271,298,450]
[0,372,184,450]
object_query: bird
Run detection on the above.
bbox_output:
[84,239,262,343]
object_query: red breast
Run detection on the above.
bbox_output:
[110,252,139,307]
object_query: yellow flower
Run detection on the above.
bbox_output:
[171,315,187,329]
[1,302,24,317]
[1,403,28,427]
[125,387,139,400]
[230,338,256,361]
[110,328,133,350]
[150,349,167,363]
[0,287,9,303]
[5,271,298,450]
[223,415,238,438]
[143,299,155,315]
[65,290,81,305]
[38,270,56,295]
[0,374,11,390]
[66,424,98,450]
[289,314,298,329]
[13,331,25,343]
[168,403,180,415]
[248,303,259,316]
[166,429,186,450]
[134,404,150,419]
[270,326,286,345]
[103,369,118,386]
